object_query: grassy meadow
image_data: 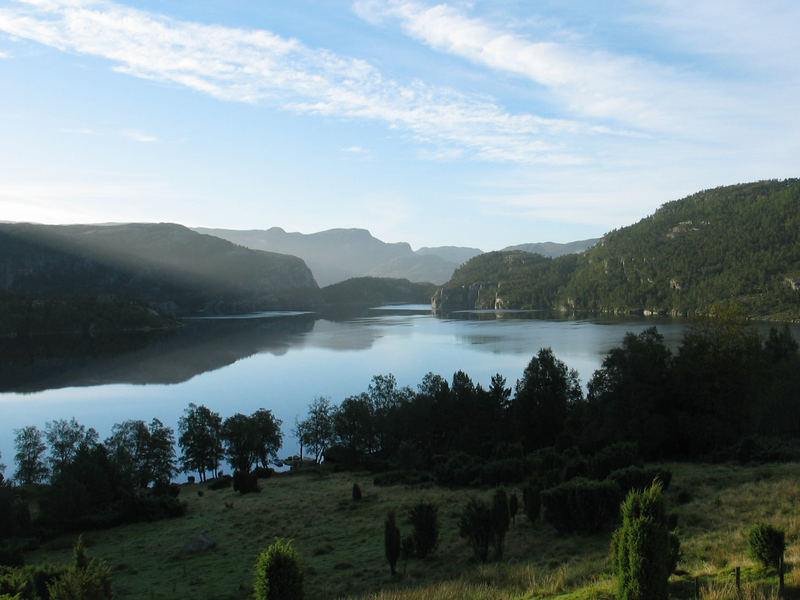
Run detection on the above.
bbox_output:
[24,462,800,600]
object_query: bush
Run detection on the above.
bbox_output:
[253,466,274,479]
[208,475,232,490]
[233,471,260,495]
[611,481,678,600]
[373,470,433,487]
[409,502,438,559]
[747,522,785,569]
[0,563,67,600]
[384,512,401,575]
[254,538,304,600]
[509,493,518,524]
[458,498,493,563]
[588,442,641,480]
[491,488,510,559]
[522,484,541,524]
[606,466,672,496]
[47,536,113,600]
[352,483,362,501]
[542,478,621,534]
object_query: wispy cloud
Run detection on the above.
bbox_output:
[352,0,794,139]
[0,0,619,164]
[0,50,10,58]
[122,129,157,143]
[341,146,367,154]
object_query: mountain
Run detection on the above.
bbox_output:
[501,239,599,257]
[195,227,483,285]
[194,227,412,286]
[415,246,483,264]
[433,179,800,320]
[0,222,319,317]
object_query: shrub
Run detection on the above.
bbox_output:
[47,536,113,600]
[253,466,274,479]
[458,498,493,563]
[588,442,641,480]
[522,484,541,524]
[607,466,672,496]
[208,475,232,490]
[352,483,362,502]
[542,478,621,534]
[491,488,510,559]
[508,493,518,524]
[409,502,438,559]
[611,481,678,600]
[0,563,67,599]
[384,512,401,575]
[233,471,260,495]
[254,538,304,600]
[747,522,785,569]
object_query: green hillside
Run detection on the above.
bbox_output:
[434,179,800,319]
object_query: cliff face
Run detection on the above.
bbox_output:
[430,282,502,312]
[0,223,319,314]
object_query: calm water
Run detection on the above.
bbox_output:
[0,306,717,470]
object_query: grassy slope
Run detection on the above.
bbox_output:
[25,463,800,600]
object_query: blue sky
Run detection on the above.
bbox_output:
[0,0,798,250]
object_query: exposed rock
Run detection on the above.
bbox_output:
[181,532,216,554]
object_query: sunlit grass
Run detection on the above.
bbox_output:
[23,461,800,599]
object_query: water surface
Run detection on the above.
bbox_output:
[0,306,706,468]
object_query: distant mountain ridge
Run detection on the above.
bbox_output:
[195,226,483,286]
[433,179,800,320]
[0,222,319,316]
[502,239,599,257]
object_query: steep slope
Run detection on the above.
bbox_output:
[195,227,413,286]
[195,227,485,285]
[434,179,800,319]
[321,277,436,306]
[368,254,458,285]
[0,223,319,315]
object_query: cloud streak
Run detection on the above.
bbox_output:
[352,0,795,139]
[0,0,618,164]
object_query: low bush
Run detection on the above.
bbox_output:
[233,471,260,495]
[254,538,304,600]
[0,563,67,600]
[542,478,621,534]
[588,442,641,480]
[384,512,401,575]
[607,466,671,495]
[208,475,232,491]
[352,483,362,501]
[409,502,438,559]
[747,522,785,569]
[458,498,493,563]
[373,470,433,487]
[522,484,541,524]
[611,481,678,600]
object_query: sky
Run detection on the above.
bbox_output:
[0,1,798,251]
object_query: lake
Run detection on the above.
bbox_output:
[0,305,774,473]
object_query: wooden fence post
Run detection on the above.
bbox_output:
[735,566,741,598]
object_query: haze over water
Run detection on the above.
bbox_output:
[3,306,776,471]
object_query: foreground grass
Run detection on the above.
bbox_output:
[24,462,800,599]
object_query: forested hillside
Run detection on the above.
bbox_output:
[434,179,800,319]
[0,223,320,321]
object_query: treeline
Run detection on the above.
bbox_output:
[0,407,283,562]
[436,179,800,319]
[295,310,800,477]
[0,291,177,338]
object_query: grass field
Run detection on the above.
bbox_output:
[24,462,800,599]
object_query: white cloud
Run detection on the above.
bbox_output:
[352,0,797,139]
[341,146,367,154]
[0,0,618,165]
[122,129,157,143]
[0,50,10,58]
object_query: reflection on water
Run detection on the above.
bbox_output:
[2,307,795,468]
